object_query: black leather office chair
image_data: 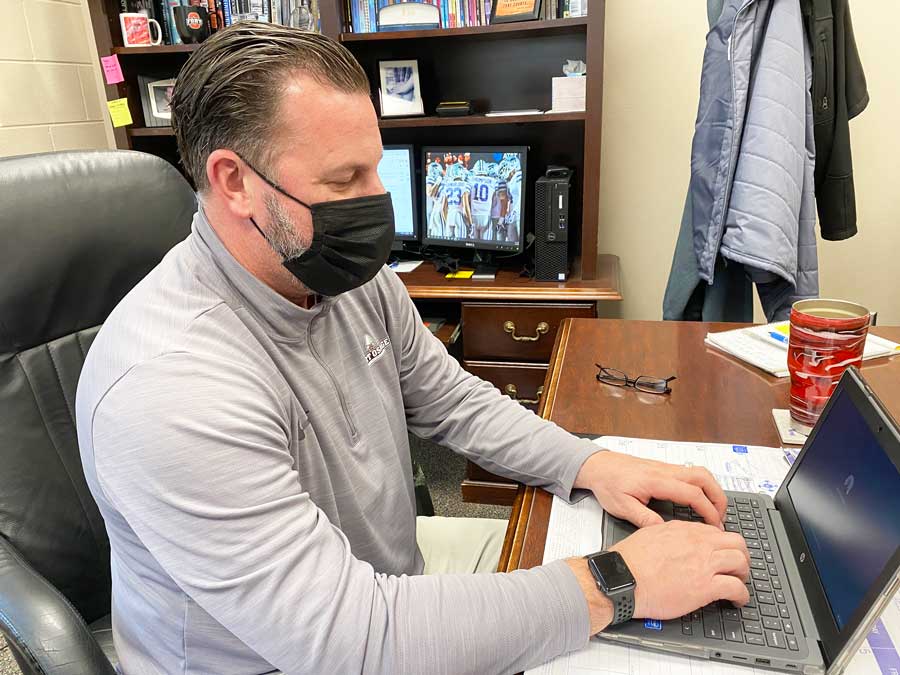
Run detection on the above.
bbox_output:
[0,151,196,674]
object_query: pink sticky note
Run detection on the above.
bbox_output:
[101,55,124,85]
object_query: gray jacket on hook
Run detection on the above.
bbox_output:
[666,0,819,322]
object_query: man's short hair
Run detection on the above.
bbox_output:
[171,22,370,191]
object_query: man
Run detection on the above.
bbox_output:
[442,162,472,240]
[468,159,497,241]
[75,23,750,675]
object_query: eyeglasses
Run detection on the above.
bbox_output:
[595,364,676,395]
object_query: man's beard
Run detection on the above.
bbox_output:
[262,194,313,297]
[263,193,310,261]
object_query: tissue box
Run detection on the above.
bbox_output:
[551,76,586,113]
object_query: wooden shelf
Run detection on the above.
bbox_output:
[112,44,199,55]
[379,111,584,128]
[127,127,174,137]
[398,254,621,301]
[340,17,587,43]
[125,111,584,136]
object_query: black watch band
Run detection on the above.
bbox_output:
[610,588,635,625]
[585,551,636,626]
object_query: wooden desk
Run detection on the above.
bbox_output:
[500,319,900,573]
[399,256,622,505]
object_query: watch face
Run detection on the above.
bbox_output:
[589,552,635,592]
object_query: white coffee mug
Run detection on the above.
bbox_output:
[120,12,162,47]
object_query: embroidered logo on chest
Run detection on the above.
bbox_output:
[364,333,391,365]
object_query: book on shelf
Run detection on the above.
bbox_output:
[343,0,494,34]
[218,0,320,29]
[559,0,586,18]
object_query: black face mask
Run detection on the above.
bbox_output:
[243,157,395,297]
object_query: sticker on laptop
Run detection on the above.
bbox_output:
[732,445,748,454]
[644,619,663,631]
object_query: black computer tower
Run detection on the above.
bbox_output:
[534,167,573,282]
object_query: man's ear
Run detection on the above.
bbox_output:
[206,149,254,220]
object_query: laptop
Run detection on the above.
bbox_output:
[600,367,900,674]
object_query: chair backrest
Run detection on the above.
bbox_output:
[0,151,195,623]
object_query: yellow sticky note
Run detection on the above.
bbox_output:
[107,98,132,127]
[445,270,475,279]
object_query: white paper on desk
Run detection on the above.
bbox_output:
[705,323,900,378]
[526,436,900,675]
[390,260,422,273]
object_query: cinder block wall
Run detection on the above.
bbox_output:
[0,0,114,157]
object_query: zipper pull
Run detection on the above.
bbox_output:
[822,95,829,110]
[727,35,733,62]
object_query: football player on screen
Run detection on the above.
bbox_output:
[442,163,472,240]
[468,159,498,241]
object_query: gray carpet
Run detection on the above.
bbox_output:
[0,438,506,673]
[410,435,511,520]
[0,639,17,675]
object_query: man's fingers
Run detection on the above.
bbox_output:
[710,549,750,582]
[650,479,723,529]
[715,531,751,564]
[711,574,751,606]
[618,497,665,529]
[677,467,728,520]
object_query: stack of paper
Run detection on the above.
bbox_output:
[705,321,900,378]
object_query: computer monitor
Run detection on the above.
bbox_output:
[421,146,527,254]
[377,145,418,242]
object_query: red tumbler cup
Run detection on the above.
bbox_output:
[788,299,870,426]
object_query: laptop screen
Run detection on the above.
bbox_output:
[786,386,900,629]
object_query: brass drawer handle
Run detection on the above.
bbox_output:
[503,320,550,343]
[504,384,544,405]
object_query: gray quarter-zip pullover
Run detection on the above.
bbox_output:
[75,207,597,674]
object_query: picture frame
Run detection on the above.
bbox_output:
[137,75,176,127]
[377,59,425,118]
[489,0,542,24]
[148,79,176,120]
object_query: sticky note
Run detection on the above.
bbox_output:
[107,98,132,127]
[773,322,790,336]
[100,54,124,85]
[445,270,474,279]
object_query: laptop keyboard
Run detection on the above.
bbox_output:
[667,496,801,652]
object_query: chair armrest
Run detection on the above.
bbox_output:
[0,535,116,675]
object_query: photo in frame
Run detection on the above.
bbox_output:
[378,60,424,118]
[149,79,176,120]
[137,74,176,127]
[490,0,542,24]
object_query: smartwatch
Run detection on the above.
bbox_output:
[585,551,636,625]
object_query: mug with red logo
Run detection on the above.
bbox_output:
[173,5,210,44]
[787,299,871,426]
[119,12,163,47]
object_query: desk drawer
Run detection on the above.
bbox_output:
[465,361,548,412]
[462,302,595,361]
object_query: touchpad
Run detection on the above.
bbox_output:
[602,499,676,546]
[602,512,637,546]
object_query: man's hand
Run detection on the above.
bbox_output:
[564,521,750,635]
[610,521,750,620]
[574,451,727,529]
